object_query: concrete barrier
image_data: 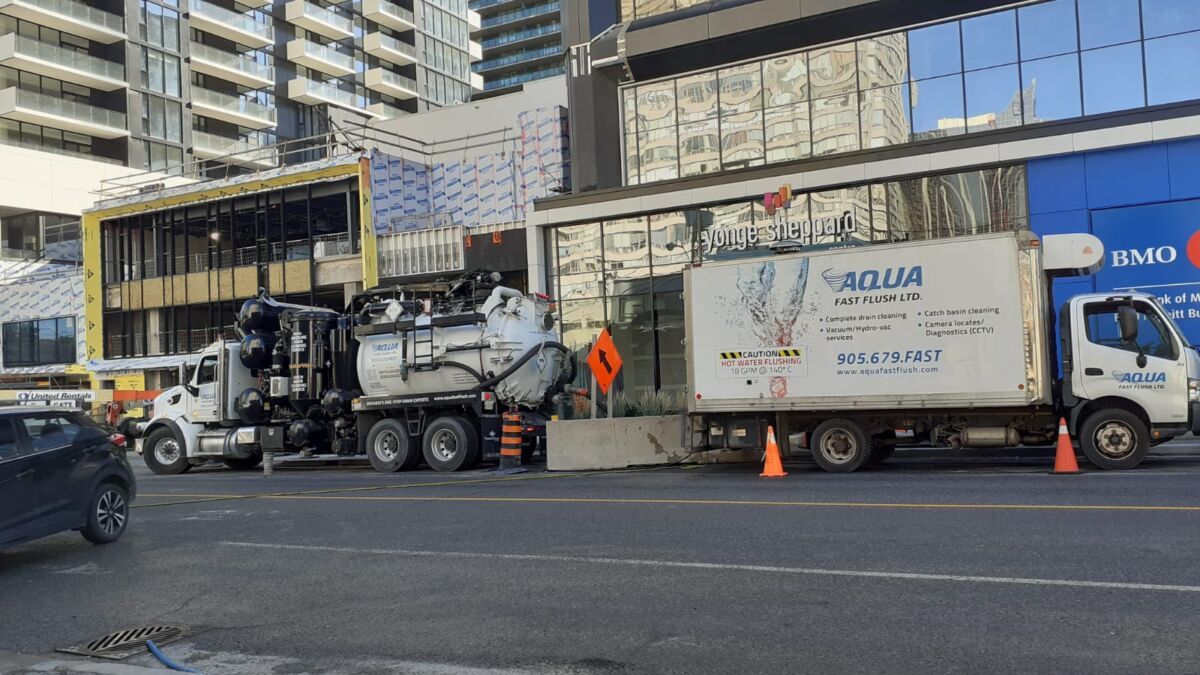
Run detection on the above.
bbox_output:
[547,414,758,471]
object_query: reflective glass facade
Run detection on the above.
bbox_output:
[621,0,1200,185]
[546,165,1027,402]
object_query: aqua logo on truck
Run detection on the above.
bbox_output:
[821,266,924,293]
[1111,370,1168,389]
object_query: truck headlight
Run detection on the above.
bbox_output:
[1189,379,1199,403]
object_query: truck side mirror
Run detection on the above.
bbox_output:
[177,363,188,385]
[1117,306,1139,343]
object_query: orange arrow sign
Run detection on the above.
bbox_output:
[586,328,622,395]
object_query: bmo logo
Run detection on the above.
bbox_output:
[1109,231,1200,269]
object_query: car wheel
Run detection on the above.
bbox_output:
[366,418,420,473]
[810,419,873,473]
[223,453,262,470]
[81,482,129,544]
[422,416,480,472]
[143,428,191,475]
[1080,409,1149,470]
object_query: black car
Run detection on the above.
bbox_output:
[0,407,136,549]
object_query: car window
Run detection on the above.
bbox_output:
[1084,302,1178,360]
[196,356,217,385]
[0,419,19,460]
[20,414,86,452]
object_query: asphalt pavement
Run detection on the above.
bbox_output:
[3,448,1200,674]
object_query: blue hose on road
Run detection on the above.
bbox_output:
[146,639,201,673]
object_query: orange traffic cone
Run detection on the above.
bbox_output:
[760,425,787,478]
[1053,417,1080,474]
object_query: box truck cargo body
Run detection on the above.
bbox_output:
[684,231,1200,471]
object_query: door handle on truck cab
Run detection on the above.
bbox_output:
[1084,367,1104,376]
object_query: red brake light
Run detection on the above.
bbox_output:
[110,433,126,446]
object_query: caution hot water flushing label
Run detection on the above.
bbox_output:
[717,348,808,379]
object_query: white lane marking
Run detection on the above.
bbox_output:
[219,541,1200,594]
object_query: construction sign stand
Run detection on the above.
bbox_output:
[586,328,623,418]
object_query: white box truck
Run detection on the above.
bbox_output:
[685,231,1200,471]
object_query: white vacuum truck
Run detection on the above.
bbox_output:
[685,230,1200,471]
[136,271,571,474]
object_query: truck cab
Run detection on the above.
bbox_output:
[136,340,265,474]
[1062,291,1200,466]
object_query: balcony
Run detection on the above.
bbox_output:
[189,42,275,88]
[285,0,354,41]
[480,22,559,50]
[367,101,408,118]
[362,0,415,32]
[0,0,124,43]
[474,44,559,73]
[0,87,127,138]
[286,39,355,77]
[192,130,278,170]
[477,2,558,32]
[364,67,417,100]
[469,40,482,61]
[467,9,481,29]
[189,0,274,49]
[364,31,418,66]
[471,72,483,90]
[0,33,125,90]
[287,77,383,117]
[191,87,276,130]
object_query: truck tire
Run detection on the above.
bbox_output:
[223,453,262,470]
[810,419,874,473]
[143,427,191,475]
[366,418,420,473]
[422,416,480,472]
[1080,409,1149,470]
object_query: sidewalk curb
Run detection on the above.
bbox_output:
[0,652,178,674]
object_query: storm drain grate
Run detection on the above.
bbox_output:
[57,624,197,660]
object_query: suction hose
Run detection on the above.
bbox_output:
[474,341,569,391]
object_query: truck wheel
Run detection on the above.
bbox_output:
[422,416,480,472]
[810,419,873,473]
[1080,409,1149,470]
[143,428,191,475]
[366,419,420,473]
[223,453,262,470]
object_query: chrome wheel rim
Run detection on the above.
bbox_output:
[154,438,181,465]
[819,430,857,465]
[430,429,458,462]
[96,489,126,535]
[1094,421,1136,459]
[374,430,400,462]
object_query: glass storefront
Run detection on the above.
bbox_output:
[546,165,1027,410]
[622,0,1200,185]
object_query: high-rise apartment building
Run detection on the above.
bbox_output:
[0,0,485,209]
[468,0,562,91]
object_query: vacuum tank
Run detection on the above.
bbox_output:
[354,280,565,408]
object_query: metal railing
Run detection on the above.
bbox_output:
[481,2,558,28]
[4,87,126,130]
[192,130,279,167]
[313,232,354,258]
[5,33,124,82]
[373,68,418,93]
[375,0,416,26]
[190,0,274,40]
[192,87,277,124]
[26,0,124,33]
[293,39,355,71]
[480,22,559,48]
[474,44,560,72]
[378,225,464,278]
[189,42,276,82]
[290,77,367,110]
[368,31,418,60]
[297,0,353,34]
